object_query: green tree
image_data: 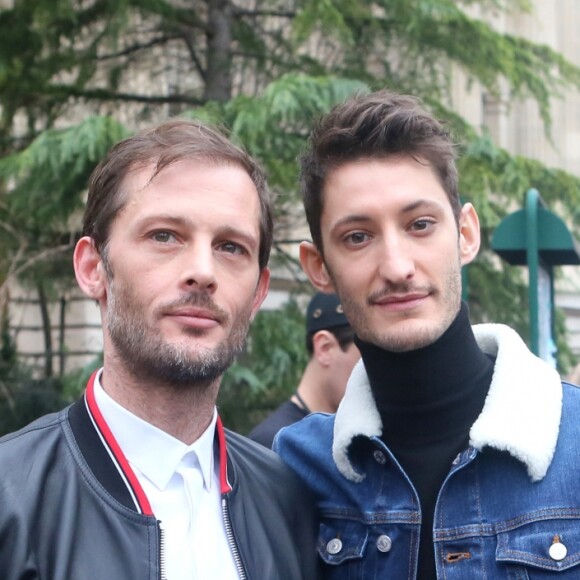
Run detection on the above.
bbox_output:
[1,0,579,423]
[219,298,309,434]
[0,116,129,365]
[2,1,578,132]
[2,0,579,279]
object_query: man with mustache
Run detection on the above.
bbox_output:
[274,90,580,579]
[0,119,318,579]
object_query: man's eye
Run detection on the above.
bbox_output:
[346,232,370,245]
[151,231,175,243]
[411,219,434,232]
[221,241,243,254]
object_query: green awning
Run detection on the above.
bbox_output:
[492,206,580,266]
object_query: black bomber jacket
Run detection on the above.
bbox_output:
[0,383,320,580]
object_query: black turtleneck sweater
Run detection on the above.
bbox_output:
[356,303,494,580]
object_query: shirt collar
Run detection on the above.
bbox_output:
[332,324,562,483]
[93,369,217,492]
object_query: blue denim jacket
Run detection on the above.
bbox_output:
[275,324,580,579]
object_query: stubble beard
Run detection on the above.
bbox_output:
[106,279,251,390]
[328,258,462,353]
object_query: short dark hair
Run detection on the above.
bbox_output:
[83,118,273,270]
[300,89,461,252]
[306,325,355,357]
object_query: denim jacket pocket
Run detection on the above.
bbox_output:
[317,519,369,566]
[496,519,580,575]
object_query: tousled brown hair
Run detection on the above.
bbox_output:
[83,118,273,269]
[300,90,461,252]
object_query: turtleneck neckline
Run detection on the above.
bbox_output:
[356,302,494,444]
[355,302,495,580]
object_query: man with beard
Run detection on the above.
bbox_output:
[0,119,319,580]
[274,90,580,579]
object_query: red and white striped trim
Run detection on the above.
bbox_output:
[85,371,154,515]
[84,370,232,515]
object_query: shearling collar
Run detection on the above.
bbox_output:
[333,324,562,483]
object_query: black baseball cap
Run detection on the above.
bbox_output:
[306,292,349,333]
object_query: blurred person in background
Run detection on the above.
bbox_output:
[250,292,359,448]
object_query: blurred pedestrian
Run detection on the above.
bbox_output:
[250,292,359,448]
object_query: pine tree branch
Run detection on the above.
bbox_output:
[47,86,205,106]
[96,35,182,60]
[179,30,207,81]
[234,8,297,18]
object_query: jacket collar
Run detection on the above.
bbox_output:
[67,371,233,516]
[333,323,562,483]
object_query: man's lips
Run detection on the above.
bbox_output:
[371,293,429,311]
[165,308,221,329]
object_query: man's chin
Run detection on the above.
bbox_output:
[132,357,227,388]
[369,323,444,353]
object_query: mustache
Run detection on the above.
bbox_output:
[158,291,229,323]
[367,283,435,304]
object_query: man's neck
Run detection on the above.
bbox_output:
[295,360,337,414]
[357,302,494,440]
[356,303,495,580]
[100,358,220,445]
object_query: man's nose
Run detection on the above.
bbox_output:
[180,243,217,291]
[377,235,415,284]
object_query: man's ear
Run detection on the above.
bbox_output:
[458,203,481,266]
[73,237,107,300]
[250,267,270,319]
[299,242,335,293]
[312,330,337,367]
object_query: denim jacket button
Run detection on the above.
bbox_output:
[549,540,567,561]
[376,535,392,553]
[326,538,343,555]
[373,450,387,464]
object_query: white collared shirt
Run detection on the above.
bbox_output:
[94,372,239,580]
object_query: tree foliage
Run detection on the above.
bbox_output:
[2,0,579,139]
[0,319,68,436]
[1,0,579,423]
[218,297,309,434]
[0,116,129,335]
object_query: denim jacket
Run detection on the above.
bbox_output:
[274,324,580,579]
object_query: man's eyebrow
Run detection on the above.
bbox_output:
[331,214,372,231]
[399,199,446,214]
[134,214,192,234]
[218,225,260,249]
[137,214,188,228]
[330,199,446,231]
